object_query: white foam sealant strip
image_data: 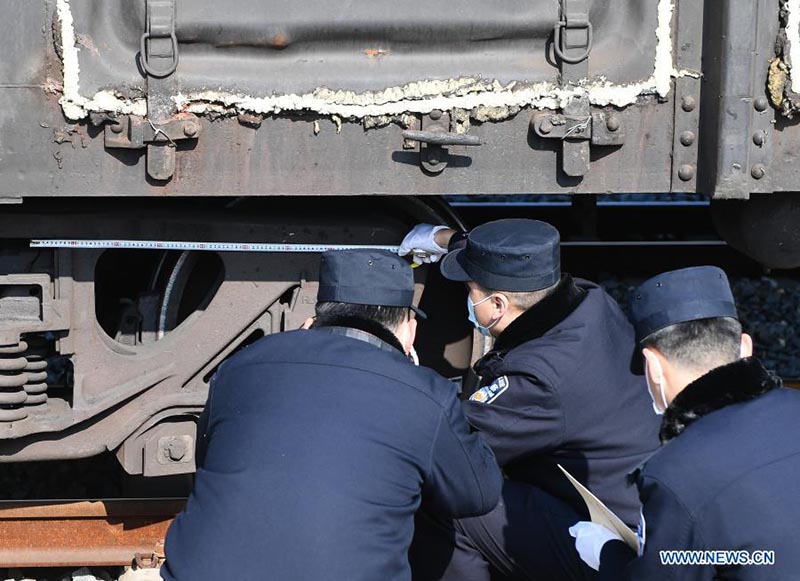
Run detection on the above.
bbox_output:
[56,0,146,120]
[58,0,680,122]
[787,0,800,93]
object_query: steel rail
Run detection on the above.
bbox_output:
[0,498,184,568]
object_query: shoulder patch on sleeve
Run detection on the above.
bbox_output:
[469,376,509,404]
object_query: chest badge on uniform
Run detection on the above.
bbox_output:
[637,508,646,557]
[469,376,509,404]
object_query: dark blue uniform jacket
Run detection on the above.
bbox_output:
[600,357,800,580]
[463,276,661,526]
[162,322,502,581]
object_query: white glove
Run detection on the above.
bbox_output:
[398,224,450,265]
[568,521,622,571]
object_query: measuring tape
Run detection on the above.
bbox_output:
[29,239,401,253]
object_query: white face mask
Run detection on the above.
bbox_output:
[467,294,500,337]
[645,360,669,415]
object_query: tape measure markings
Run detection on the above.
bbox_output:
[30,240,401,253]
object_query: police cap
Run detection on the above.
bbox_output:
[439,219,561,291]
[631,266,738,343]
[318,249,426,319]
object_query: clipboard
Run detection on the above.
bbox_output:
[558,464,638,550]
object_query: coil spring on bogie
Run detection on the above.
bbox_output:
[0,340,49,422]
[24,352,48,406]
[0,341,29,422]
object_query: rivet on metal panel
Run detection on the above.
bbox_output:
[681,96,697,112]
[429,110,443,121]
[183,122,198,138]
[751,164,766,179]
[754,97,769,112]
[679,131,696,146]
[605,115,620,132]
[752,131,766,147]
[678,165,696,181]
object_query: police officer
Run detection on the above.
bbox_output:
[401,219,661,580]
[162,249,503,581]
[571,266,800,579]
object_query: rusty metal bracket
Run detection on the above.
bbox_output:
[548,0,594,178]
[531,111,624,145]
[403,111,480,174]
[103,114,201,150]
[143,0,181,182]
[93,0,190,182]
[670,0,702,192]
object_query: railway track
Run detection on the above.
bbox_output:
[0,499,183,569]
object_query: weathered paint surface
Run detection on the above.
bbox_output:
[57,0,687,123]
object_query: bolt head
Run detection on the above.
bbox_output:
[429,109,443,121]
[754,97,769,112]
[164,438,188,461]
[110,122,124,134]
[678,164,695,181]
[606,115,620,132]
[539,119,554,135]
[751,164,766,179]
[183,122,198,138]
[681,96,697,112]
[753,131,766,146]
[427,153,441,166]
[679,131,696,146]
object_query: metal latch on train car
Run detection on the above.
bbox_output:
[93,0,190,182]
[552,0,593,178]
[401,111,481,174]
[530,111,624,178]
[530,112,625,146]
[98,113,201,154]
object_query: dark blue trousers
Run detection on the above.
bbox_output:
[410,480,596,581]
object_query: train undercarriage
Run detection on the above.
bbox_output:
[0,197,476,476]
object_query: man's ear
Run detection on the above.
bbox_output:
[642,347,664,385]
[399,316,418,355]
[494,293,510,315]
[740,333,754,358]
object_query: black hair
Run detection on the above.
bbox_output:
[642,317,743,370]
[311,302,409,331]
[478,279,560,311]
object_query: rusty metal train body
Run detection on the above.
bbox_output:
[1,0,799,475]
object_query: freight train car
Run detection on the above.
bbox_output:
[1,0,799,476]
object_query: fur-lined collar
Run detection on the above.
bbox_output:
[491,275,587,354]
[660,357,781,443]
[311,315,406,355]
